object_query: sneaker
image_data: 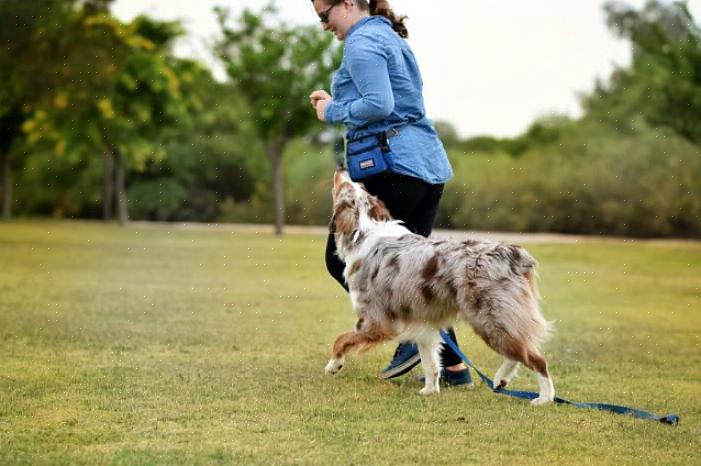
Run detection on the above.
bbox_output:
[418,368,475,388]
[378,342,421,379]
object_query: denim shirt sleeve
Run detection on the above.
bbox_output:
[324,35,394,126]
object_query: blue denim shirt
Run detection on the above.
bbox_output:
[324,16,453,185]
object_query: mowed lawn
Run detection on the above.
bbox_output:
[0,221,699,465]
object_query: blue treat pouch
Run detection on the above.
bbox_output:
[345,132,392,181]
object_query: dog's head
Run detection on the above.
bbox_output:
[330,169,393,235]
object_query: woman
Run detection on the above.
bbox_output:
[310,0,472,386]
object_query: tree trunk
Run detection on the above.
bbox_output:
[102,147,114,220]
[113,148,129,226]
[266,144,285,236]
[1,151,11,219]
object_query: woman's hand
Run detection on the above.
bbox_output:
[310,89,332,122]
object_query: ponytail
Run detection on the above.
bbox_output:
[359,0,409,38]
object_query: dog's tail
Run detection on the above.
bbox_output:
[504,244,537,274]
[523,261,555,346]
[504,245,555,345]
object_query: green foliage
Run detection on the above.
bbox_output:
[214,4,340,143]
[128,75,267,222]
[52,12,192,167]
[585,1,701,145]
[283,139,336,226]
[127,178,188,221]
[13,146,102,218]
[453,135,503,155]
[439,121,701,237]
[214,3,342,233]
[2,1,204,221]
[2,0,700,238]
[0,0,79,218]
[0,0,73,118]
[451,115,572,157]
[433,120,460,147]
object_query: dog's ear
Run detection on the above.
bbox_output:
[368,196,392,222]
[333,169,350,191]
[332,200,357,235]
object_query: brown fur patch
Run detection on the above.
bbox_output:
[465,281,483,308]
[526,349,549,377]
[368,196,392,221]
[332,329,392,358]
[348,261,362,276]
[446,280,458,300]
[502,338,529,364]
[399,305,412,319]
[333,200,357,235]
[421,283,435,302]
[422,255,439,281]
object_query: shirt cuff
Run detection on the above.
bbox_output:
[324,100,346,124]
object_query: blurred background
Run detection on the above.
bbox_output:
[1,0,700,237]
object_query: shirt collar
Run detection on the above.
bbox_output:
[346,15,391,39]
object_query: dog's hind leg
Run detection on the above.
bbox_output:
[480,331,554,405]
[493,358,519,389]
[524,348,554,406]
[415,329,443,396]
[502,339,554,405]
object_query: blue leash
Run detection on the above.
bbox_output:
[439,330,679,425]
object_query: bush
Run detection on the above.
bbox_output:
[127,178,187,221]
[441,123,701,237]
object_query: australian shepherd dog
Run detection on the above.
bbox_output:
[325,170,555,405]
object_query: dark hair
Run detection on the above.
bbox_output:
[314,0,409,38]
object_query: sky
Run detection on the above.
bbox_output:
[112,0,701,138]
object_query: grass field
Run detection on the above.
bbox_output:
[1,221,699,465]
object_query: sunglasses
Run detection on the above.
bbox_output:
[318,1,341,24]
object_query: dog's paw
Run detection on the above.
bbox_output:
[324,358,344,375]
[530,396,553,406]
[419,386,440,396]
[495,379,508,390]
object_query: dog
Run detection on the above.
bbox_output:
[324,169,555,405]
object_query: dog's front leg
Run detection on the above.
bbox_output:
[416,332,442,396]
[324,356,345,375]
[325,318,391,375]
[324,331,353,375]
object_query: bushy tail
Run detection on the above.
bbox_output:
[524,265,554,346]
[499,244,552,345]
[505,244,537,275]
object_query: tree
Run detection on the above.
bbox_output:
[20,9,196,224]
[214,4,341,234]
[433,120,460,147]
[91,15,196,225]
[585,1,701,145]
[0,0,74,218]
[128,73,267,222]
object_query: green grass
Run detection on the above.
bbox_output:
[1,221,699,465]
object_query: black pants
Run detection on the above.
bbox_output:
[325,172,463,367]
